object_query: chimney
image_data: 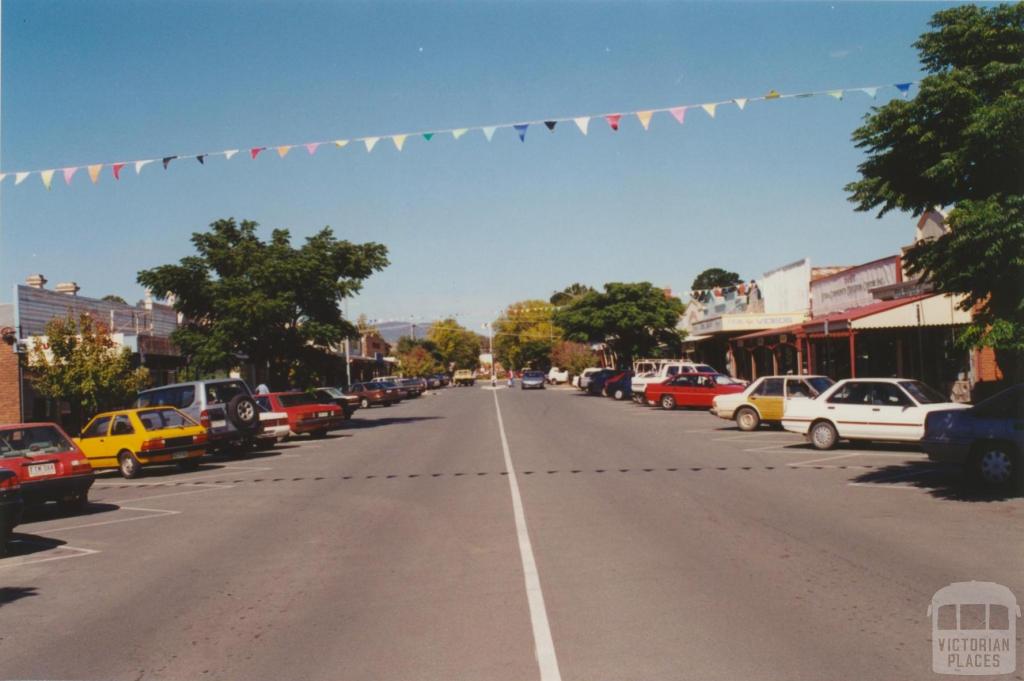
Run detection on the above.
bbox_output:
[25,274,47,289]
[54,282,80,296]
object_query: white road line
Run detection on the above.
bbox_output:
[93,465,271,486]
[492,389,562,681]
[0,544,99,569]
[34,507,179,533]
[790,452,874,467]
[109,484,235,503]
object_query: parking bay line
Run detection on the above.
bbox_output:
[0,543,99,570]
[92,465,271,487]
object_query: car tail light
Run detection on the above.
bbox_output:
[200,410,211,429]
[193,433,208,445]
[141,438,165,452]
[70,458,93,470]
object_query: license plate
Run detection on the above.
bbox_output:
[211,420,227,429]
[28,462,56,477]
[172,451,189,460]
[317,411,329,418]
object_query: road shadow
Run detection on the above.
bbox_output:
[21,501,120,523]
[4,533,67,559]
[344,416,444,430]
[0,585,40,607]
[851,462,1022,501]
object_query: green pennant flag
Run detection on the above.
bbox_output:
[423,132,434,141]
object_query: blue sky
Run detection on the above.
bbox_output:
[1,1,962,330]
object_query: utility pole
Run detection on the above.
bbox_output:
[343,298,352,387]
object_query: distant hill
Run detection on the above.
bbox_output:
[376,321,435,345]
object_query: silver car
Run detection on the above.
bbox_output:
[135,379,262,451]
[520,370,546,390]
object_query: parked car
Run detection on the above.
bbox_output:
[631,360,720,399]
[547,367,569,384]
[712,375,835,431]
[921,384,1023,489]
[378,379,409,400]
[521,370,546,390]
[604,371,634,400]
[586,369,620,396]
[453,370,476,387]
[398,377,426,397]
[75,407,209,478]
[0,423,95,509]
[577,367,606,391]
[255,401,292,444]
[344,381,399,408]
[260,392,346,438]
[0,469,23,557]
[313,387,361,418]
[782,378,970,450]
[645,372,747,410]
[135,379,262,451]
[426,375,442,389]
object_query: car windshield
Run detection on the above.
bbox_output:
[806,377,835,395]
[278,393,319,407]
[137,408,197,431]
[319,387,343,398]
[204,381,250,404]
[898,380,946,404]
[0,426,74,457]
[694,364,716,373]
[524,371,545,378]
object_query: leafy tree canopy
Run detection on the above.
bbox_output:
[553,282,685,367]
[549,340,600,376]
[28,314,150,424]
[398,345,442,378]
[494,300,560,370]
[691,268,742,291]
[137,218,388,385]
[550,283,595,306]
[426,318,483,370]
[101,294,127,305]
[845,3,1024,376]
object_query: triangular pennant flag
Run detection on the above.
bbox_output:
[670,107,686,124]
[161,157,176,170]
[544,120,557,131]
[861,87,878,99]
[636,111,653,130]
[452,128,468,140]
[277,145,291,158]
[513,124,529,142]
[0,173,6,184]
[305,143,321,155]
[363,137,379,152]
[250,147,265,159]
[87,165,102,184]
[196,155,206,165]
[482,126,497,142]
[827,90,844,100]
[733,98,747,111]
[62,167,78,185]
[895,82,912,97]
[574,116,590,135]
[224,149,239,160]
[392,134,407,151]
[765,89,781,100]
[422,132,434,141]
[701,103,717,118]
[40,170,55,191]
[135,160,153,174]
[15,172,30,185]
[333,139,349,148]
[112,162,126,180]
[605,114,621,131]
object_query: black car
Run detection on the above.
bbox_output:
[0,468,24,558]
[313,387,361,419]
[586,369,620,396]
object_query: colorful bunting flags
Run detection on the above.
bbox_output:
[0,80,917,191]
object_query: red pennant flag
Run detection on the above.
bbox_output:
[250,147,265,159]
[112,163,126,180]
[605,114,622,131]
[62,167,79,185]
[670,107,686,124]
[305,143,321,155]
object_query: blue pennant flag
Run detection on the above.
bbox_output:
[895,82,912,96]
[514,124,529,142]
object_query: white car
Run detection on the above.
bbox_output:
[547,367,569,384]
[782,378,970,450]
[577,367,605,391]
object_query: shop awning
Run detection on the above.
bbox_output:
[803,293,968,334]
[732,323,805,342]
[682,333,714,343]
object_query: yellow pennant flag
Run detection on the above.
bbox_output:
[334,139,349,148]
[452,128,468,140]
[88,164,103,183]
[277,145,292,158]
[701,103,717,118]
[636,111,653,131]
[392,134,407,151]
[40,170,55,190]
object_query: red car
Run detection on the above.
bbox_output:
[257,393,346,438]
[644,372,747,410]
[0,469,23,557]
[0,423,94,509]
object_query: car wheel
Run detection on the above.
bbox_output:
[360,398,370,409]
[660,395,676,410]
[613,389,625,401]
[970,443,1017,489]
[118,450,142,479]
[809,421,838,451]
[735,407,760,431]
[227,394,259,431]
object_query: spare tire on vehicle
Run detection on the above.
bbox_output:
[227,394,259,431]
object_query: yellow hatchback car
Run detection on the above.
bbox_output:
[75,407,208,478]
[711,375,835,431]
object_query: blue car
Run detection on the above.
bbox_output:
[520,370,546,390]
[921,384,1023,489]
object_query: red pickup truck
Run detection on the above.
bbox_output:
[260,392,346,438]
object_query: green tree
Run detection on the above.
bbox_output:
[426,318,482,370]
[845,3,1024,379]
[137,218,388,386]
[28,314,150,423]
[101,294,128,305]
[549,340,599,376]
[494,300,560,370]
[550,283,595,306]
[691,268,741,291]
[554,282,685,367]
[398,345,442,377]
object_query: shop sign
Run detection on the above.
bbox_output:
[812,256,899,316]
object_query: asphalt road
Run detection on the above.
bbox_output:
[2,385,1022,681]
